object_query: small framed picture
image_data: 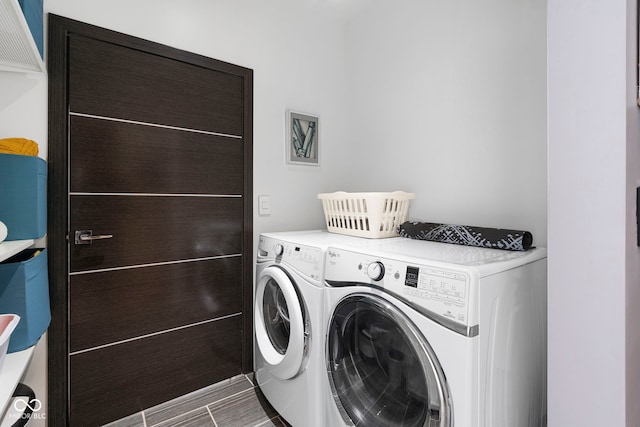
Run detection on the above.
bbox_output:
[286,110,319,166]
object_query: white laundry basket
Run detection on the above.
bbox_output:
[317,191,415,238]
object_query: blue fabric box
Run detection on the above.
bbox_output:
[0,154,47,240]
[0,248,50,353]
[18,0,43,58]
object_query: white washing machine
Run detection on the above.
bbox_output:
[323,239,547,427]
[254,231,367,427]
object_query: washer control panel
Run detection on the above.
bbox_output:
[404,265,467,307]
[366,261,385,281]
[326,247,473,328]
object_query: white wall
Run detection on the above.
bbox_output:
[43,0,354,236]
[625,0,640,422]
[0,73,47,158]
[2,1,354,423]
[548,0,640,425]
[17,1,640,426]
[0,58,48,427]
[341,0,548,247]
[53,0,544,249]
[2,0,547,281]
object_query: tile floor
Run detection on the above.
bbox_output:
[104,374,290,427]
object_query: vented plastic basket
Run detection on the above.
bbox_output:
[318,191,415,238]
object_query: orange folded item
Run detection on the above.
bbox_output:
[0,138,39,156]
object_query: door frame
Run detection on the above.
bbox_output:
[47,14,253,425]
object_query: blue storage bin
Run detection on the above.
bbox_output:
[0,154,47,241]
[18,0,43,58]
[0,248,50,353]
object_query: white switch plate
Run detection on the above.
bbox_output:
[258,195,271,216]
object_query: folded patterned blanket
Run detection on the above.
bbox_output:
[0,138,39,156]
[398,221,533,251]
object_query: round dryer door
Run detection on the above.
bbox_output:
[255,265,308,380]
[327,294,452,427]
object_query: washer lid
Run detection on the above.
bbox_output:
[255,265,308,380]
[327,293,452,427]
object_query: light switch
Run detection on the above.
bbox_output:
[259,195,271,216]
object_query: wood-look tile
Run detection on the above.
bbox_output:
[145,374,254,426]
[150,408,215,427]
[255,417,289,427]
[244,372,256,386]
[101,412,145,427]
[208,387,278,427]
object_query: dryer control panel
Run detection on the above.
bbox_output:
[325,246,476,336]
[258,235,323,283]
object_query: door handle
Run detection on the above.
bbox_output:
[74,230,113,245]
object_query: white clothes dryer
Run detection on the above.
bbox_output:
[323,239,547,427]
[254,231,366,427]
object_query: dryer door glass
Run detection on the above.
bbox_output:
[263,276,290,354]
[327,294,452,427]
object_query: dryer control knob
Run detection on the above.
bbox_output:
[367,261,385,281]
[274,243,284,256]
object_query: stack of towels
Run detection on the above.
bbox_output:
[0,138,40,243]
[0,138,39,156]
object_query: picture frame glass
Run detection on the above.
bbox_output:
[287,111,319,165]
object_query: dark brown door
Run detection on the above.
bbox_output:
[47,15,253,426]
